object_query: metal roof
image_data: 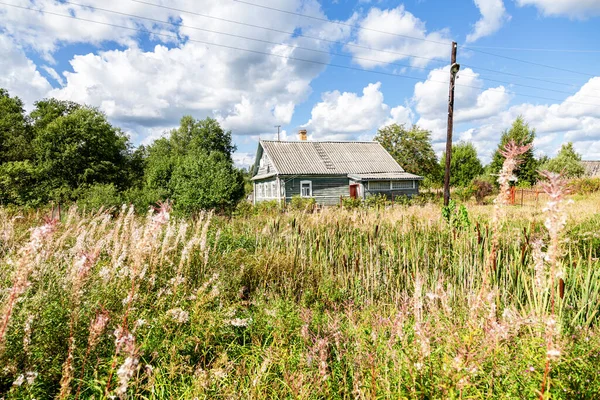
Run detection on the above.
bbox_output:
[348,172,423,181]
[259,140,416,176]
[582,161,600,177]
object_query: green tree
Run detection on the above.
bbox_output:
[440,142,484,187]
[144,116,244,214]
[489,117,538,186]
[374,124,441,180]
[32,106,129,201]
[0,89,32,163]
[541,142,585,178]
[170,152,245,214]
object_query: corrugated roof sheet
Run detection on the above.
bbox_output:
[260,140,411,176]
[348,172,423,181]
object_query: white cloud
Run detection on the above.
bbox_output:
[412,65,510,141]
[0,34,51,107]
[344,5,452,68]
[304,82,396,139]
[516,0,600,19]
[466,0,510,43]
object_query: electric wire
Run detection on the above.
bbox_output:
[1,1,598,107]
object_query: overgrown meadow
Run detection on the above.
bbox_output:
[1,161,600,399]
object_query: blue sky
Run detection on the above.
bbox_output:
[1,0,599,168]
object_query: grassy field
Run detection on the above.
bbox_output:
[1,186,600,399]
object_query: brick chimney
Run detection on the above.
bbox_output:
[299,129,307,141]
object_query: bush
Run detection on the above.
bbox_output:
[289,196,316,212]
[454,185,475,202]
[75,183,123,212]
[123,186,169,213]
[233,200,254,218]
[570,177,600,194]
[255,200,281,214]
[393,194,412,207]
[341,197,362,209]
[364,193,388,208]
[472,179,494,204]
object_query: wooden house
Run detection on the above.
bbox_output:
[251,131,423,205]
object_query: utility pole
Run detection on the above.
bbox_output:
[443,41,460,207]
[274,125,281,141]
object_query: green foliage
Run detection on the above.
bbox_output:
[364,193,388,208]
[374,123,441,181]
[144,116,244,214]
[569,177,600,194]
[288,195,316,211]
[32,107,129,202]
[170,152,245,215]
[0,89,32,163]
[441,199,471,230]
[453,185,475,202]
[0,161,40,206]
[440,141,484,187]
[75,183,123,212]
[341,197,362,209]
[489,117,539,186]
[541,142,585,178]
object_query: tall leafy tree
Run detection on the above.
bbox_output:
[144,116,244,214]
[170,152,245,214]
[0,89,32,163]
[440,142,484,187]
[33,106,129,201]
[541,142,585,178]
[374,124,441,180]
[489,117,538,186]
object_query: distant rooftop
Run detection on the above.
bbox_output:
[582,160,600,177]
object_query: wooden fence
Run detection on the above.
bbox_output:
[509,187,548,206]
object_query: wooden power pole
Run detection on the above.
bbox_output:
[443,41,460,207]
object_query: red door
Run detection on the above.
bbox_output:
[349,184,358,199]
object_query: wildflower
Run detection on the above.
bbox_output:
[546,349,561,359]
[12,374,25,387]
[167,308,189,324]
[115,356,139,397]
[229,318,251,327]
[89,311,110,349]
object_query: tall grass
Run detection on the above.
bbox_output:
[1,185,600,397]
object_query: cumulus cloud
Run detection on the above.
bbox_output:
[344,5,452,68]
[516,0,600,19]
[412,65,510,141]
[466,0,510,43]
[304,82,391,139]
[0,34,51,107]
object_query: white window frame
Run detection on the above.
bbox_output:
[300,180,313,197]
[258,183,263,198]
[367,181,392,191]
[391,180,416,190]
[271,182,277,199]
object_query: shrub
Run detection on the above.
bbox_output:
[341,197,362,209]
[255,200,281,214]
[473,179,494,204]
[570,177,600,194]
[393,194,412,207]
[454,185,475,202]
[289,195,316,212]
[364,193,388,208]
[75,183,123,212]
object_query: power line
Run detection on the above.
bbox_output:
[1,2,599,108]
[233,0,451,46]
[126,0,596,90]
[461,45,600,53]
[57,1,600,98]
[459,47,596,78]
[233,0,597,78]
[51,1,600,100]
[129,0,449,67]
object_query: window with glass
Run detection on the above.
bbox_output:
[300,181,312,197]
[368,181,391,190]
[271,182,277,198]
[392,180,414,190]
